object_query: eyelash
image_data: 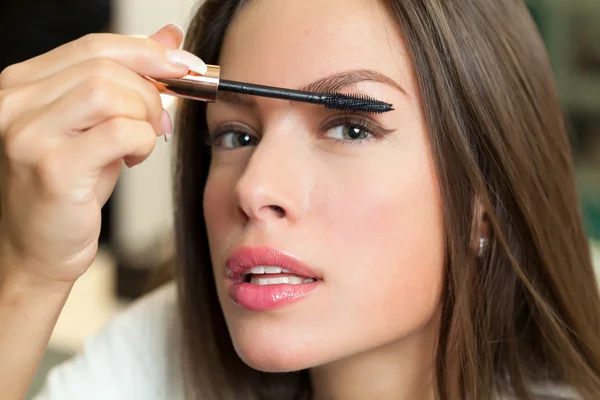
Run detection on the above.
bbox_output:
[321,115,387,147]
[204,122,256,148]
[207,113,390,149]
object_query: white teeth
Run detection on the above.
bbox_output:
[247,266,293,274]
[251,276,306,285]
[249,266,265,274]
[244,266,317,285]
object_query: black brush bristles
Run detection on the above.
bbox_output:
[321,92,394,114]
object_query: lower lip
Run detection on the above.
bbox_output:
[228,281,319,311]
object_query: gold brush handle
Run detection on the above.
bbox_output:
[148,65,221,102]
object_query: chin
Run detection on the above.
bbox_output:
[231,336,317,372]
[228,326,329,372]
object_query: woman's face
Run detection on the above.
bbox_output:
[204,0,445,372]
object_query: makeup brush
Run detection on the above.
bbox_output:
[150,65,394,114]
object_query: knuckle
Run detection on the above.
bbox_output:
[3,129,26,162]
[0,90,12,132]
[1,120,38,166]
[0,88,23,135]
[0,64,19,89]
[83,77,114,112]
[0,90,7,114]
[78,33,111,55]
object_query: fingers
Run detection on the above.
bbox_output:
[0,25,206,90]
[50,78,150,133]
[2,76,160,169]
[0,23,188,207]
[65,117,157,172]
[20,118,156,204]
[1,58,166,135]
[0,25,187,281]
[0,23,195,141]
[149,24,184,48]
[1,81,156,173]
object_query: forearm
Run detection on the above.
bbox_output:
[0,269,72,400]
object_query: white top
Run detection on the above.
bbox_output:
[33,282,581,400]
[33,283,184,400]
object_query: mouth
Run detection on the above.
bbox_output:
[225,247,322,311]
[241,266,318,285]
[226,246,322,283]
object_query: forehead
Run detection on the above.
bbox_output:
[218,0,415,96]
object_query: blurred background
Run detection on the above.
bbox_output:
[0,0,598,398]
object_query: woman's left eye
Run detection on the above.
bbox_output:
[216,132,259,148]
[325,124,373,141]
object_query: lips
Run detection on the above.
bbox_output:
[225,246,321,311]
[226,247,321,282]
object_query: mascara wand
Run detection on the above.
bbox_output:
[150,65,394,114]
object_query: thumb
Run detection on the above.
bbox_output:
[149,24,184,49]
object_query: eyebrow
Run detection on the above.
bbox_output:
[215,69,408,108]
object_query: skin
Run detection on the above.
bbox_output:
[203,0,445,399]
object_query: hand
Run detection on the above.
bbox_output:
[0,24,205,286]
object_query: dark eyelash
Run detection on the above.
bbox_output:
[320,113,392,141]
[206,113,392,149]
[206,122,257,147]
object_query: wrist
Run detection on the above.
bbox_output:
[0,241,74,298]
[0,268,74,300]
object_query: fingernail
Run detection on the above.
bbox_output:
[160,108,173,136]
[164,132,173,143]
[167,49,207,75]
[167,23,184,37]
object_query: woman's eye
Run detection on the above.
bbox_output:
[325,124,373,141]
[214,131,259,149]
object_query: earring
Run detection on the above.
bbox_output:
[477,237,488,257]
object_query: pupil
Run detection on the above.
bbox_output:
[346,125,365,140]
[236,134,253,146]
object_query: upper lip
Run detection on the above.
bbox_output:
[225,246,321,282]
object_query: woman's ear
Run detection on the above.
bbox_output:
[471,198,491,257]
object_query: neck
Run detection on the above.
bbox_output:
[310,316,439,400]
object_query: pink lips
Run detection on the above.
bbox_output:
[225,247,321,311]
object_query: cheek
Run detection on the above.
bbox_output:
[315,143,445,327]
[319,147,443,255]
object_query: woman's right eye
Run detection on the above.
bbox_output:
[212,131,260,149]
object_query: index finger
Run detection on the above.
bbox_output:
[0,30,206,89]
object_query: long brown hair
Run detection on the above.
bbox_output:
[172,1,600,398]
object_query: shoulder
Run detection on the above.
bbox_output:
[529,382,581,399]
[33,282,183,400]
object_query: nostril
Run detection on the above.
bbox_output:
[269,205,285,218]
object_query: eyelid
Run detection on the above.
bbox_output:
[208,121,258,145]
[212,121,257,135]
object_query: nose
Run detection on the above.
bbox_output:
[234,133,311,224]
